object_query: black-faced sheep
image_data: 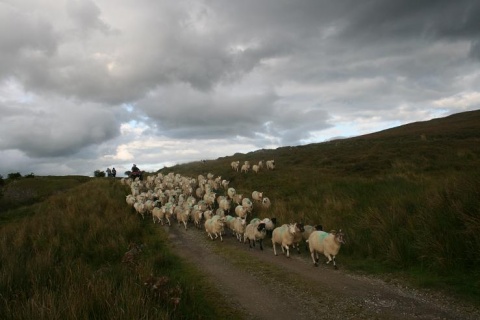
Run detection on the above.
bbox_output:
[244,222,267,250]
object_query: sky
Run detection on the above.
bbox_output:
[1,0,479,177]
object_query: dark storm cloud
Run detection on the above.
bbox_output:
[1,0,479,176]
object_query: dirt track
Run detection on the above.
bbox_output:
[165,223,480,320]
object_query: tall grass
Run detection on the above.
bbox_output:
[160,115,480,302]
[0,179,242,319]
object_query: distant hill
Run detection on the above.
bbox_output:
[355,109,480,140]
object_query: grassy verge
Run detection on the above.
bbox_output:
[0,179,243,319]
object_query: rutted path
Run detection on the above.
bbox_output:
[164,224,480,320]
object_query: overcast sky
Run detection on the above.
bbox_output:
[1,0,479,177]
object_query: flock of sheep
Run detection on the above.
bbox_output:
[121,160,345,269]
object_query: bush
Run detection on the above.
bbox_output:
[7,172,22,180]
[94,170,106,177]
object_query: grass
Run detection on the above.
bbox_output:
[0,179,244,319]
[1,109,479,313]
[157,110,480,304]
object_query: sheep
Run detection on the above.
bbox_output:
[232,193,243,205]
[308,229,345,269]
[204,215,226,241]
[266,160,275,170]
[231,161,240,171]
[225,215,237,233]
[250,217,276,237]
[252,191,263,202]
[203,210,213,220]
[191,207,204,229]
[232,217,247,242]
[244,222,267,250]
[215,208,225,217]
[261,197,271,209]
[134,201,147,219]
[241,163,250,173]
[302,224,323,250]
[152,207,165,225]
[218,198,232,213]
[291,223,306,253]
[252,164,260,174]
[227,187,236,199]
[258,160,264,169]
[221,179,230,190]
[272,223,298,258]
[126,194,136,207]
[177,207,191,230]
[235,205,248,219]
[242,198,253,213]
[159,202,176,226]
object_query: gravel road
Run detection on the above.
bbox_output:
[165,224,480,320]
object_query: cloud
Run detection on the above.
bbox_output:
[0,0,479,177]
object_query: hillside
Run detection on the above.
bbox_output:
[158,109,480,302]
[0,110,479,318]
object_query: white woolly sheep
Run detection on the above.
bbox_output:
[126,195,136,207]
[308,230,345,269]
[235,205,248,219]
[272,223,298,258]
[203,210,213,221]
[252,164,260,174]
[177,207,191,230]
[252,191,263,202]
[266,160,275,170]
[291,223,306,253]
[227,187,236,199]
[302,224,323,250]
[218,198,232,213]
[159,202,176,226]
[241,163,250,173]
[225,215,237,232]
[232,217,247,242]
[261,197,271,209]
[242,198,253,213]
[204,215,226,241]
[232,193,243,205]
[221,179,230,189]
[231,161,240,171]
[244,222,267,250]
[191,207,204,229]
[134,201,147,220]
[152,207,166,225]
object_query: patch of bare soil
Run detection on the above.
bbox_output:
[165,224,480,320]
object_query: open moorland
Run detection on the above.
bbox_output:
[1,110,479,319]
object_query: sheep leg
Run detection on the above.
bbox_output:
[284,245,290,258]
[259,239,263,251]
[272,241,277,255]
[311,251,318,266]
[219,233,223,242]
